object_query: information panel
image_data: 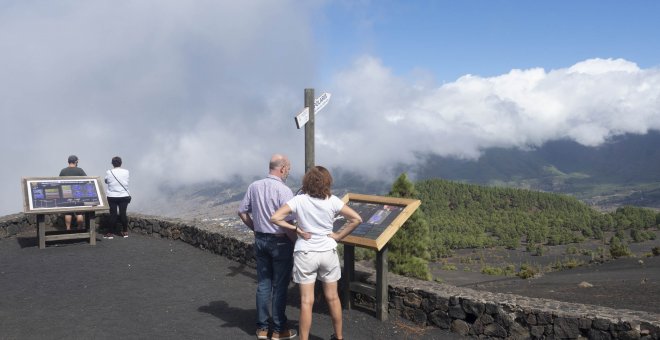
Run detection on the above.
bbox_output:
[333,193,420,251]
[22,177,108,214]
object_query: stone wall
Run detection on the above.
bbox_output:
[2,213,659,339]
[0,213,34,238]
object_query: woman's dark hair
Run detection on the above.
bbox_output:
[302,166,332,199]
[111,156,122,167]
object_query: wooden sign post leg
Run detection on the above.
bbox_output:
[376,244,389,321]
[343,244,355,310]
[88,212,96,245]
[37,214,46,249]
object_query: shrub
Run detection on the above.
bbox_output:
[441,264,457,271]
[390,256,432,281]
[481,266,502,276]
[630,229,652,243]
[590,246,607,262]
[431,245,453,259]
[526,244,545,255]
[562,257,583,269]
[517,263,540,279]
[354,247,375,261]
[481,264,516,276]
[503,237,520,250]
[549,257,584,271]
[592,226,604,240]
[609,236,632,258]
[534,246,545,256]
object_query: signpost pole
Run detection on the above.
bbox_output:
[304,88,315,173]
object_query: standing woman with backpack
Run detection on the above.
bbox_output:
[104,156,131,238]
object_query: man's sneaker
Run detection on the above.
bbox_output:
[257,329,268,340]
[121,232,129,238]
[256,328,269,340]
[103,233,114,239]
[272,328,297,340]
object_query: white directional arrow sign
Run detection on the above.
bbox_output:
[295,92,331,129]
[295,107,310,129]
[313,92,331,114]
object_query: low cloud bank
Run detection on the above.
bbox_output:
[1,1,658,215]
[319,57,660,178]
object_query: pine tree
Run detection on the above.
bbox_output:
[609,235,631,258]
[387,173,432,280]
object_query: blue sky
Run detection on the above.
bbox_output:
[317,1,660,82]
[1,1,659,215]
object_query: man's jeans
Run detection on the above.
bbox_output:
[254,233,294,332]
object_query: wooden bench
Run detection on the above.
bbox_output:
[35,212,98,249]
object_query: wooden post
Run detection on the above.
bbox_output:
[88,212,96,245]
[376,244,389,320]
[304,88,315,173]
[37,214,46,249]
[343,244,355,310]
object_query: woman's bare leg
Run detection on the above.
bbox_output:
[323,281,343,339]
[299,282,315,340]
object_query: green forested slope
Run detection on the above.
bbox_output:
[414,178,658,258]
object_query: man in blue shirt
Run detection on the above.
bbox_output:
[238,154,297,340]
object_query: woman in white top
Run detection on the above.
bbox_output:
[271,166,362,340]
[104,156,131,238]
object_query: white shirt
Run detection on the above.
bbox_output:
[286,194,344,252]
[105,168,130,198]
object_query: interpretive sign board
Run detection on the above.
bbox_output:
[335,193,421,321]
[333,193,421,251]
[22,177,108,214]
[21,176,108,249]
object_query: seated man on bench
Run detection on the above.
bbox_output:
[59,155,87,230]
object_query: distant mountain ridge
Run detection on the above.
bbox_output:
[412,131,660,209]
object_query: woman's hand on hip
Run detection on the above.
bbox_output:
[297,229,312,240]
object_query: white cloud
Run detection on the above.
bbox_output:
[319,56,660,177]
[1,1,659,216]
[0,1,315,214]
